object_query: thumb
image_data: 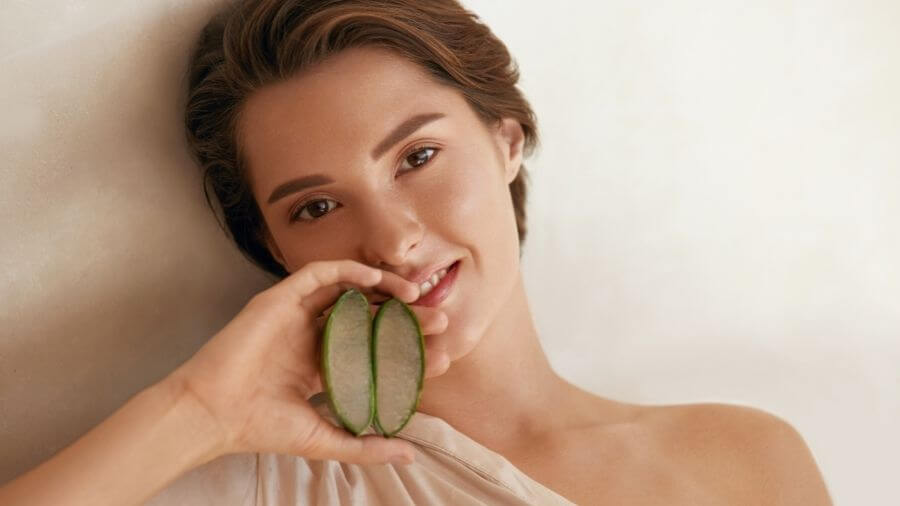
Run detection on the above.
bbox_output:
[303,420,417,466]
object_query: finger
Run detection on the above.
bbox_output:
[405,306,448,336]
[362,270,420,304]
[423,343,450,378]
[302,284,350,317]
[301,268,420,317]
[276,260,383,304]
[304,420,416,466]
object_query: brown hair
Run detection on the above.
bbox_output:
[184,0,539,280]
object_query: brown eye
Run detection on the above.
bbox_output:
[292,199,338,222]
[400,146,439,172]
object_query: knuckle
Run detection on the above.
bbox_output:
[310,268,327,287]
[304,260,324,271]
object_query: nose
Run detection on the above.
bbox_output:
[359,196,425,269]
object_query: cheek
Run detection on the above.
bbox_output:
[440,173,484,225]
[423,156,521,299]
[429,158,511,236]
[275,225,355,270]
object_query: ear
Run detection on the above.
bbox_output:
[261,226,288,271]
[494,117,525,184]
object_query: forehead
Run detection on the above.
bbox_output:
[238,46,475,188]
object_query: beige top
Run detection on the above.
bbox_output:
[145,393,576,505]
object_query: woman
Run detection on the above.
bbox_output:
[0,0,833,504]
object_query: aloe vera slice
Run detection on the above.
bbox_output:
[321,289,374,436]
[372,299,425,437]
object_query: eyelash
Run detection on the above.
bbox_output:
[289,144,441,223]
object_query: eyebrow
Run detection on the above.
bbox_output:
[370,112,446,160]
[266,174,335,205]
[266,112,446,206]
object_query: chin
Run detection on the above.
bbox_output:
[440,289,504,363]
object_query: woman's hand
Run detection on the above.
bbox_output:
[165,260,450,465]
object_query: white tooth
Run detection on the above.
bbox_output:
[429,273,440,286]
[420,280,434,295]
[438,268,448,277]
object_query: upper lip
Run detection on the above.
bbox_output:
[403,259,457,286]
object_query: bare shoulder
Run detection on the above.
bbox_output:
[634,402,834,505]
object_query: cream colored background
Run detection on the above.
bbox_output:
[1,0,897,504]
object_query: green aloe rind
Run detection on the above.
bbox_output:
[321,290,425,437]
[321,288,374,436]
[372,298,426,437]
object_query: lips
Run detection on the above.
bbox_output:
[417,265,451,296]
[411,260,460,307]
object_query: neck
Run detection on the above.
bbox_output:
[418,271,572,445]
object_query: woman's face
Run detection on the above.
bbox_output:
[239,46,525,361]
